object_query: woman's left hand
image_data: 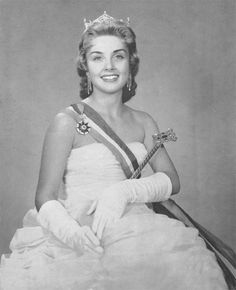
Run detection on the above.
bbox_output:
[87,185,128,240]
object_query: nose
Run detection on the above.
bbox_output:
[104,57,114,70]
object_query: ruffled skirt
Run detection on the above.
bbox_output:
[0,205,228,290]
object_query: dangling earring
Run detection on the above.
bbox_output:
[127,74,132,91]
[87,74,92,95]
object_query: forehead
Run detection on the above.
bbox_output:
[88,35,127,53]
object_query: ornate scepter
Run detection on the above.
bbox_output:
[130,128,177,179]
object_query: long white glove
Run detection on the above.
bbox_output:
[88,172,172,239]
[37,200,103,255]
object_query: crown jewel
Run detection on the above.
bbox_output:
[84,11,130,30]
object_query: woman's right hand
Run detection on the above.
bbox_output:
[78,225,104,255]
[37,200,104,256]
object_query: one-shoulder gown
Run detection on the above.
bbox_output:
[0,143,228,289]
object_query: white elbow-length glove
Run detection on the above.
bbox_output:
[88,172,172,239]
[37,200,103,255]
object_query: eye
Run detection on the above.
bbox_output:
[114,54,125,60]
[92,55,103,61]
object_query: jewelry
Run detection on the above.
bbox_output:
[87,75,92,95]
[84,11,130,31]
[127,75,132,91]
[76,115,91,135]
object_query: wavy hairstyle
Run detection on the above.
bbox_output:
[76,20,139,103]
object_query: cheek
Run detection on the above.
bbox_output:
[87,64,100,77]
[120,61,130,75]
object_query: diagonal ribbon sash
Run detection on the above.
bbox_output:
[71,103,140,179]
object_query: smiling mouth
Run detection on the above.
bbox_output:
[101,74,119,81]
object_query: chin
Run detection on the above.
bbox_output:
[95,84,126,95]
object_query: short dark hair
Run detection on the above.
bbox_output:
[76,20,139,103]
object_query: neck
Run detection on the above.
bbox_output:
[84,90,124,117]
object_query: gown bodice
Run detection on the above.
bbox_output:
[61,142,148,223]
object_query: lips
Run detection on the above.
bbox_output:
[101,74,119,81]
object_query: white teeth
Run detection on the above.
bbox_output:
[102,75,118,80]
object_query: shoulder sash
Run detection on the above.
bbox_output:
[71,103,140,179]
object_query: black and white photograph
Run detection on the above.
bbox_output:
[0,0,235,289]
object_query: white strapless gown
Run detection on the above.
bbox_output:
[0,143,228,289]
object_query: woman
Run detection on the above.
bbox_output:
[0,12,228,290]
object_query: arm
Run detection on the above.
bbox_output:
[142,112,180,195]
[35,111,103,254]
[35,112,75,210]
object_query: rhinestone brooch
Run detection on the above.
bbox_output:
[76,119,91,135]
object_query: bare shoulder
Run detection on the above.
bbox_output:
[48,107,76,130]
[124,105,160,149]
[124,105,160,133]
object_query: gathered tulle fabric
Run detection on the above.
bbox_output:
[0,143,228,289]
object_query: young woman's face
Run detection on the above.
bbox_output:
[86,35,130,95]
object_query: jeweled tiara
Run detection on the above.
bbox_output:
[84,11,130,30]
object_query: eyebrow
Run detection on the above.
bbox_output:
[89,49,128,55]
